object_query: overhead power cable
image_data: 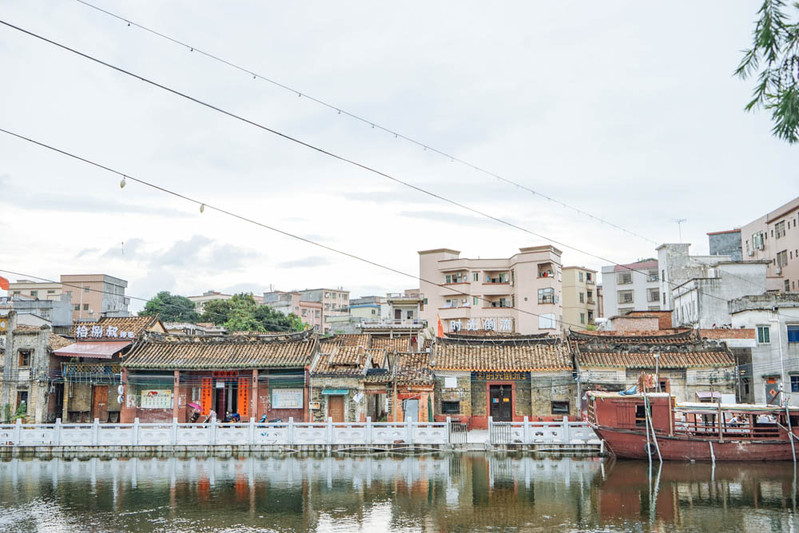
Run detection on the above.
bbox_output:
[72,0,659,246]
[0,126,586,331]
[0,19,724,309]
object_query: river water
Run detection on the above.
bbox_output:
[0,454,796,532]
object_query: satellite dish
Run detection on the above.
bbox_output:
[117,395,124,404]
[117,385,124,395]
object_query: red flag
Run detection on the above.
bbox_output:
[437,314,444,338]
[0,276,8,291]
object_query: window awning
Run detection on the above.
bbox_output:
[53,341,131,359]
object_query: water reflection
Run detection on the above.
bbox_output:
[0,455,796,532]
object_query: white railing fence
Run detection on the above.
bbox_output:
[488,416,601,446]
[0,417,448,448]
[0,417,599,448]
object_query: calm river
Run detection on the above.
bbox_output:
[0,454,797,532]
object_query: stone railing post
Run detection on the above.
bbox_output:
[562,416,571,444]
[366,416,372,445]
[446,417,451,445]
[171,418,178,446]
[488,416,493,444]
[327,417,333,445]
[133,418,140,446]
[210,418,217,445]
[92,418,100,446]
[54,418,62,446]
[523,416,530,444]
[249,417,255,445]
[13,419,21,446]
[288,417,295,445]
[406,417,414,444]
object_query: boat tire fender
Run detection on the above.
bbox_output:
[644,443,657,457]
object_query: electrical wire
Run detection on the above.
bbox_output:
[0,126,588,331]
[0,19,743,313]
[72,0,659,246]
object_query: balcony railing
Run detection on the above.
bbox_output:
[362,319,427,328]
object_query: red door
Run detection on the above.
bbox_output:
[328,396,345,422]
[92,385,108,422]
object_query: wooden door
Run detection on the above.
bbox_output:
[328,395,345,422]
[92,385,108,422]
[489,385,512,422]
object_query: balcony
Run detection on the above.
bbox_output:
[483,271,510,284]
[586,298,596,305]
[362,319,427,329]
[61,363,121,383]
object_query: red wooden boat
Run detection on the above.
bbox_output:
[586,391,799,461]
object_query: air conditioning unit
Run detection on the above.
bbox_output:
[747,249,754,257]
[776,267,782,275]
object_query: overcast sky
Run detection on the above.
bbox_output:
[0,1,795,312]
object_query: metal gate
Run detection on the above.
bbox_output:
[449,421,467,444]
[489,421,512,445]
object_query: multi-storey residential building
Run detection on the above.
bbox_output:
[418,246,562,335]
[8,275,129,322]
[349,296,390,321]
[263,291,323,331]
[297,288,350,332]
[600,259,660,318]
[729,293,799,406]
[187,290,233,314]
[672,260,768,328]
[657,244,728,312]
[740,196,799,292]
[60,274,129,321]
[561,267,597,330]
[6,279,63,301]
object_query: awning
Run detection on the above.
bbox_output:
[321,389,349,395]
[53,341,131,359]
[696,391,721,400]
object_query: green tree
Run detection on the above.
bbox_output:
[201,293,303,332]
[139,291,199,322]
[736,0,799,143]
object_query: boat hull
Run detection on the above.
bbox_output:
[593,426,798,461]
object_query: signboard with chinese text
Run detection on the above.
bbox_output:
[472,371,529,382]
[451,317,514,333]
[272,388,303,409]
[140,389,173,409]
[76,325,135,340]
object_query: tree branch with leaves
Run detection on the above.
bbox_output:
[736,0,799,143]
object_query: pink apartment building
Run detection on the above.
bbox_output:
[418,246,563,335]
[741,196,799,292]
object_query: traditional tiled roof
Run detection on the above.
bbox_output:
[311,345,380,377]
[370,335,412,352]
[322,334,369,347]
[394,352,434,385]
[122,330,315,369]
[73,315,165,340]
[431,337,571,372]
[49,333,73,351]
[576,342,734,369]
[569,329,694,344]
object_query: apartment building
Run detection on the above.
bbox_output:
[418,246,562,335]
[297,288,350,333]
[8,275,129,322]
[600,259,660,318]
[263,290,323,331]
[561,266,598,330]
[60,274,129,321]
[740,196,799,292]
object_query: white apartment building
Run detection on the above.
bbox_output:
[562,266,598,330]
[418,246,562,335]
[600,259,660,318]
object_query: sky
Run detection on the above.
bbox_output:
[0,1,795,313]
